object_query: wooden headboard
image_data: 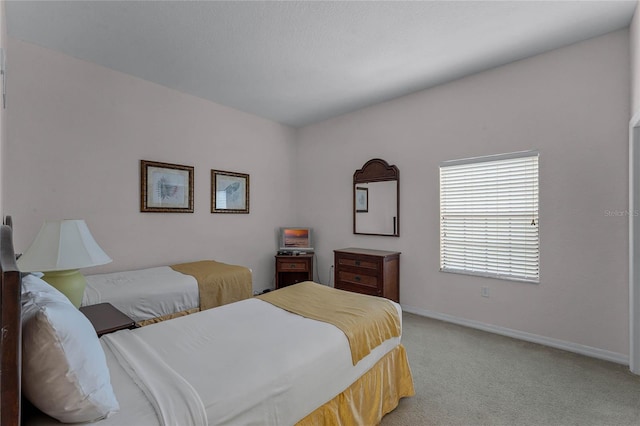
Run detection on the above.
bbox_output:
[1,217,21,426]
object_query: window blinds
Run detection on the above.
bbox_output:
[440,151,539,283]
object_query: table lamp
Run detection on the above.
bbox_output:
[17,219,112,307]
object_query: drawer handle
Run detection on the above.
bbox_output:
[354,275,361,282]
[355,261,361,266]
[290,264,297,268]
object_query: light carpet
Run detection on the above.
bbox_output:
[381,313,640,426]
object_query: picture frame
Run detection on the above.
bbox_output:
[140,160,194,213]
[211,169,250,214]
[356,187,368,213]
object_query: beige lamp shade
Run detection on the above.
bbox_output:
[17,220,111,307]
[18,219,112,272]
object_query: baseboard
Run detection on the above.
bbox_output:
[401,304,629,366]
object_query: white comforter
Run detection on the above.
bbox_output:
[82,266,199,322]
[31,297,402,425]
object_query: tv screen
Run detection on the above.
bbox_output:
[279,227,313,252]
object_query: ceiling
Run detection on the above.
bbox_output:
[5,1,638,128]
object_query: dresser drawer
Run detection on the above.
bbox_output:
[277,259,309,272]
[335,281,380,297]
[336,256,379,270]
[336,270,378,288]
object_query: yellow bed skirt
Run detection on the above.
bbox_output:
[297,344,415,426]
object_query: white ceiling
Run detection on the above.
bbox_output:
[5,0,638,127]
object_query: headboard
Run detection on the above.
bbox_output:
[1,217,21,426]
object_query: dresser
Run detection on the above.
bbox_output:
[333,248,400,302]
[275,254,314,289]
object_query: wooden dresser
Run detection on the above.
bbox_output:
[333,248,400,302]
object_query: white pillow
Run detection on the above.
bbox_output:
[22,287,120,423]
[21,273,69,306]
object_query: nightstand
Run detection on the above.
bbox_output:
[275,254,314,289]
[79,302,137,337]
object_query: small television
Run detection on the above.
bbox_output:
[279,227,313,253]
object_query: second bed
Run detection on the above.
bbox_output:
[82,260,252,325]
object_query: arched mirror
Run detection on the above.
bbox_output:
[353,158,399,236]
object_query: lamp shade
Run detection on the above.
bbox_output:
[17,220,112,272]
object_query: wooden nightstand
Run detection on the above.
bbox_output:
[275,254,314,289]
[79,303,137,337]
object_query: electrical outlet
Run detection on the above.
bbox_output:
[481,287,490,298]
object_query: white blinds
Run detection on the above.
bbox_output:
[440,151,539,283]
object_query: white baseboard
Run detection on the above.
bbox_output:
[401,304,629,366]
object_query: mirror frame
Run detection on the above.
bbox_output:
[353,158,400,237]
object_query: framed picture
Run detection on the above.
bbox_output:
[355,187,368,212]
[140,160,194,213]
[211,169,250,214]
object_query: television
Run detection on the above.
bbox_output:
[279,227,313,253]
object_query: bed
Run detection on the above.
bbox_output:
[12,216,252,326]
[82,260,253,326]
[0,223,414,426]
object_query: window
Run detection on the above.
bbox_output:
[439,151,539,283]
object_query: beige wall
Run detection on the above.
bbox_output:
[632,1,640,118]
[5,39,297,291]
[297,30,630,358]
[3,26,633,360]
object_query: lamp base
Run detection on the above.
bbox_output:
[41,270,86,308]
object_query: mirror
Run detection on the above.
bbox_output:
[353,158,399,236]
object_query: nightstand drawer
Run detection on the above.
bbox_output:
[277,260,309,272]
[275,254,314,289]
[337,270,378,288]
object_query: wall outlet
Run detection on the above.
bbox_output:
[481,287,490,298]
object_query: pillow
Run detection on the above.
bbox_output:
[22,289,120,423]
[21,273,70,306]
[21,273,74,327]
